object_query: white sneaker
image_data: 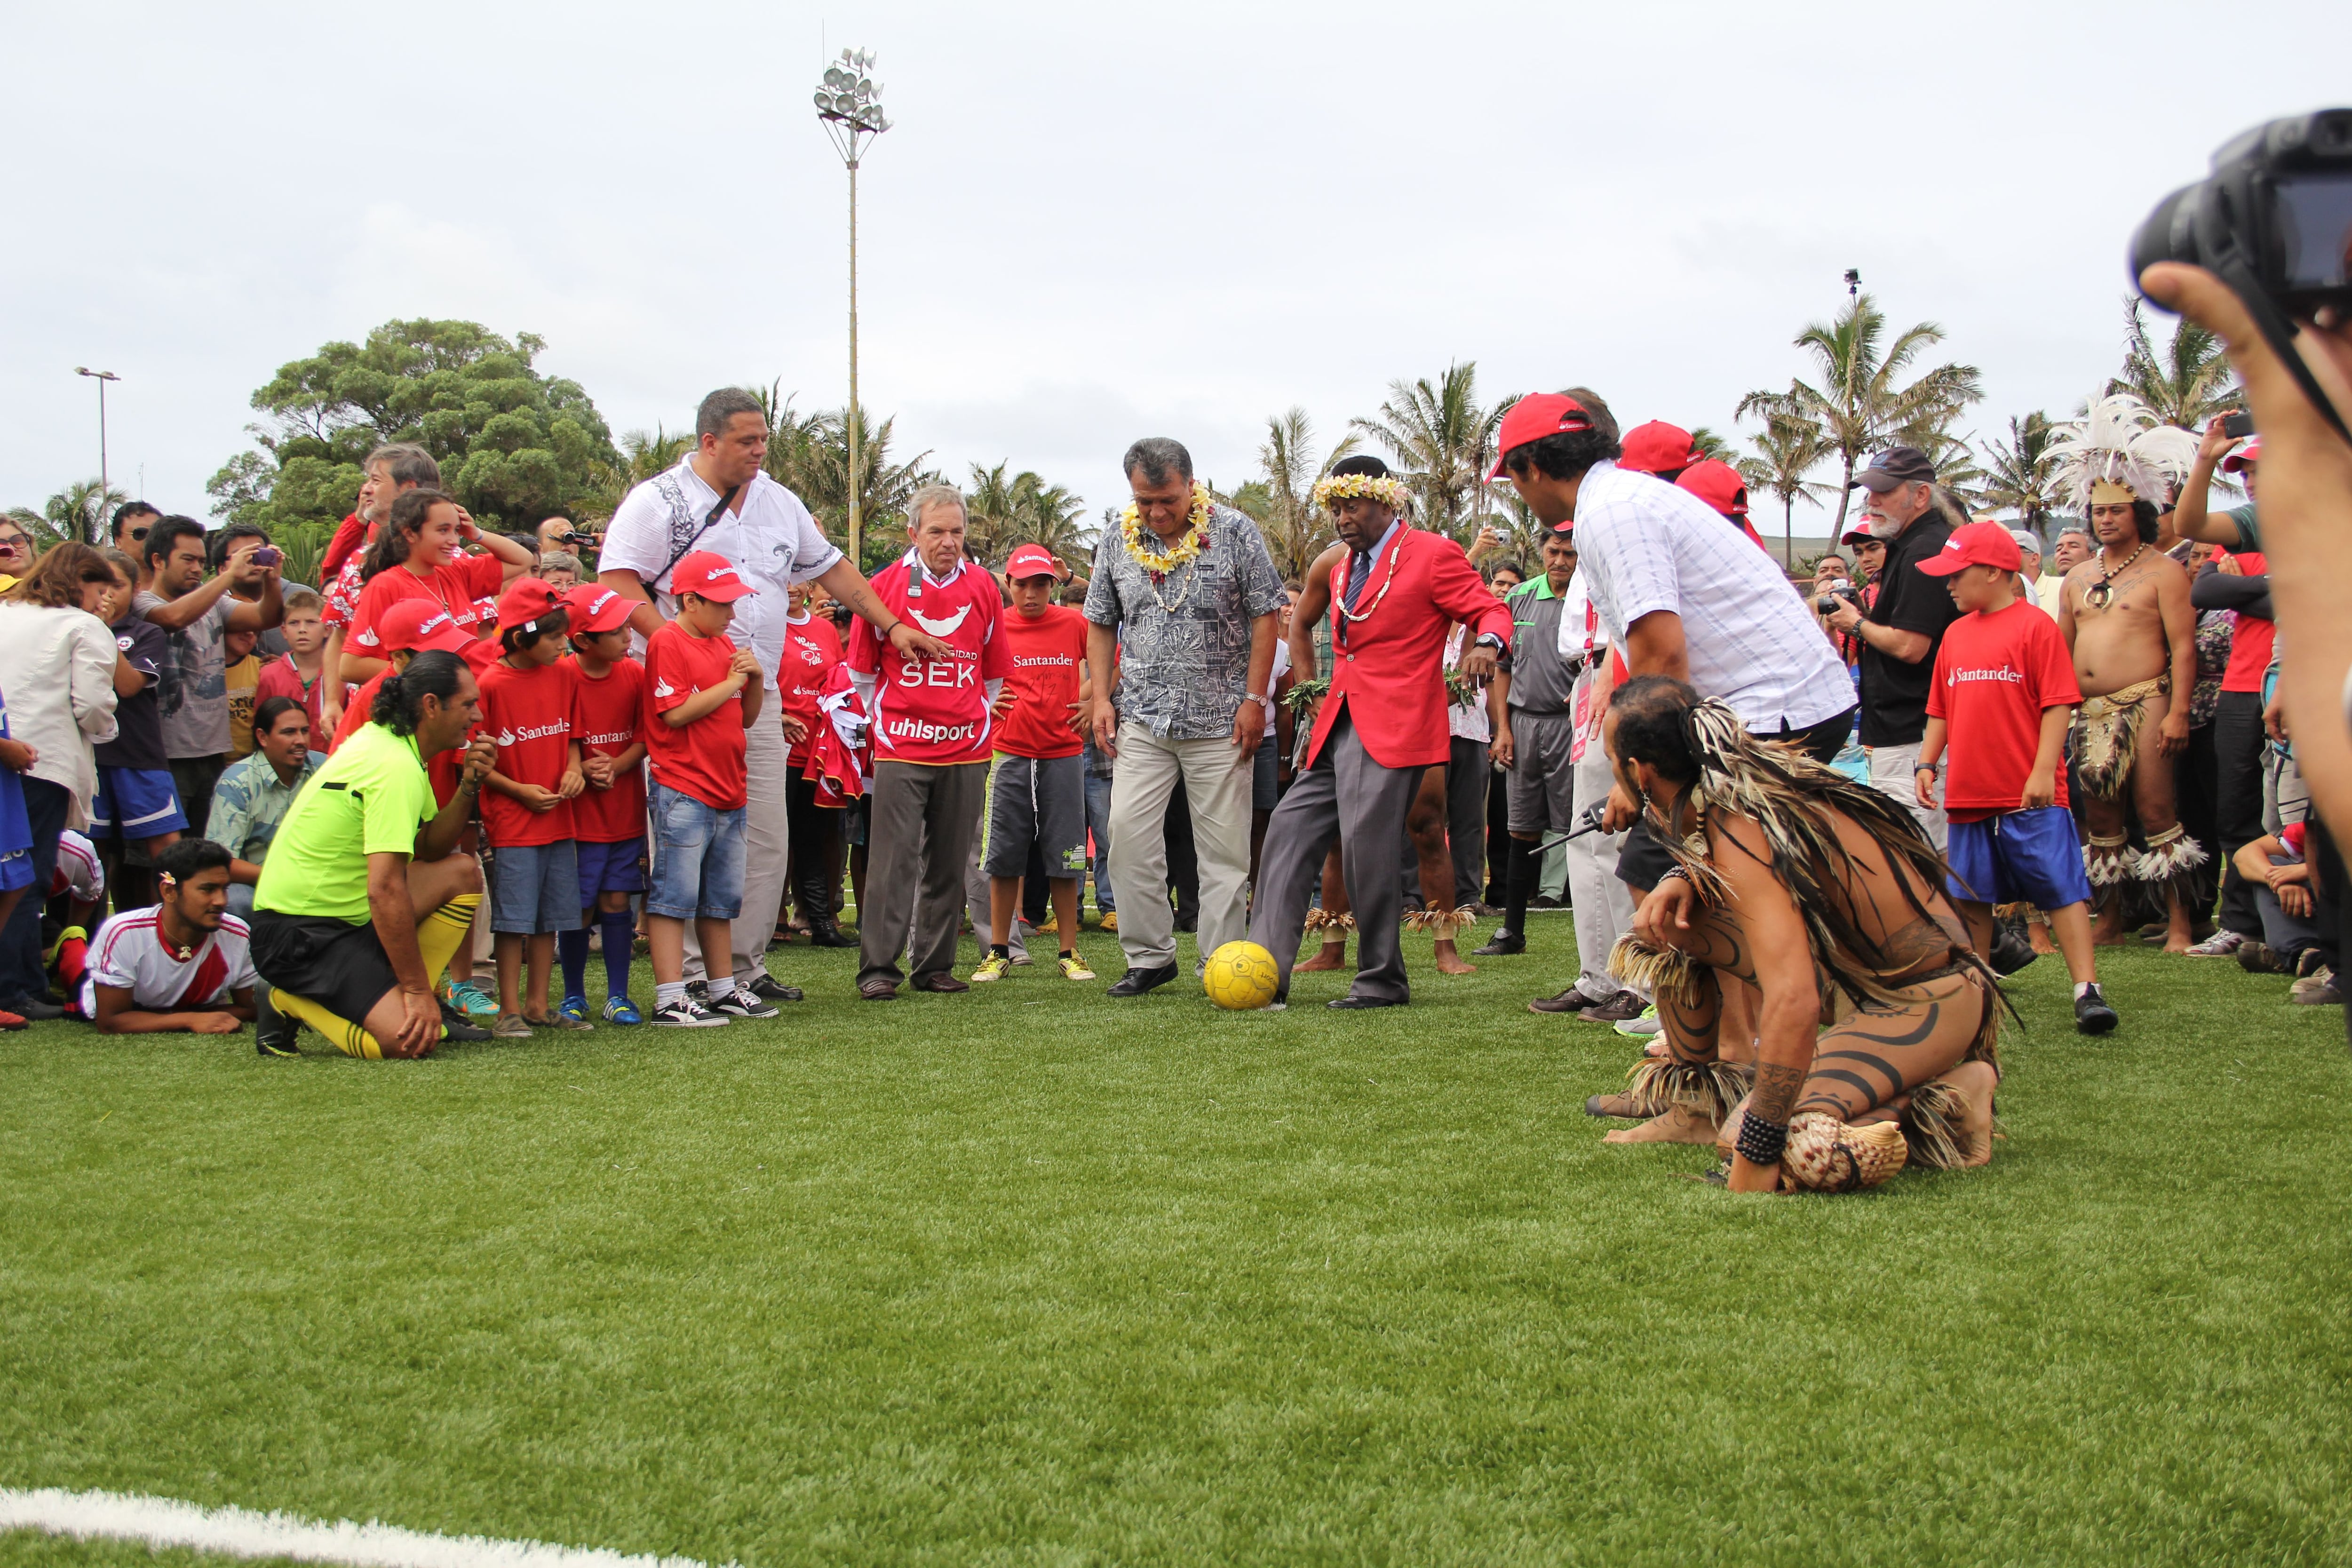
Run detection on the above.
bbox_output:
[2185,930,2246,957]
[1613,1003,1662,1038]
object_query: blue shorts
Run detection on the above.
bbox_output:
[647,782,746,920]
[1946,806,2093,911]
[575,836,648,899]
[489,841,583,934]
[91,766,189,840]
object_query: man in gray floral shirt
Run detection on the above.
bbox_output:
[1085,438,1284,995]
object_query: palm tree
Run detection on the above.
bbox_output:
[1688,426,1739,463]
[38,479,128,547]
[1350,363,1506,542]
[1979,413,2064,538]
[1256,407,1359,578]
[1734,415,1836,566]
[1738,292,1983,537]
[2110,296,2239,430]
[1017,479,1095,571]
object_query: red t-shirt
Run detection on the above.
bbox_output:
[320,513,368,584]
[994,605,1088,760]
[477,659,581,847]
[779,613,846,769]
[847,557,1010,765]
[645,621,749,810]
[345,554,505,654]
[567,655,650,843]
[2220,550,2274,694]
[1926,598,2082,819]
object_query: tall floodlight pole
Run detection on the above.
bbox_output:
[815,49,890,568]
[76,366,121,541]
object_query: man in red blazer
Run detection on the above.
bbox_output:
[1249,456,1513,1007]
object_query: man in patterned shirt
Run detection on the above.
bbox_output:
[1085,438,1286,997]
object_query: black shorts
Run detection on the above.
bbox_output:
[249,910,401,1026]
[1613,705,1858,890]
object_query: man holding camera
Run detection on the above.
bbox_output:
[135,517,286,838]
[1821,446,1961,848]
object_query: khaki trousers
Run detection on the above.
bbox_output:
[1105,725,1253,971]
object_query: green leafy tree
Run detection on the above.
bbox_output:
[2109,296,2239,430]
[1255,407,1360,578]
[207,318,622,541]
[1734,415,1836,566]
[1738,292,1983,537]
[1350,363,1508,542]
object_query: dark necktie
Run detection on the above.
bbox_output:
[1344,548,1373,610]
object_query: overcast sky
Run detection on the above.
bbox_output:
[5,0,2340,535]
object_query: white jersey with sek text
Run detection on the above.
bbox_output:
[80,907,255,1017]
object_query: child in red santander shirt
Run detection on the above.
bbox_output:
[1915,522,2117,1034]
[556,583,652,1025]
[477,578,588,1037]
[643,551,772,1028]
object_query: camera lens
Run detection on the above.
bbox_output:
[2130,183,2202,286]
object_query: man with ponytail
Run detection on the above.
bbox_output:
[246,650,497,1059]
[1599,675,2002,1192]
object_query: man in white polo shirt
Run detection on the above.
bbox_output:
[598,387,953,1003]
[1491,388,1858,893]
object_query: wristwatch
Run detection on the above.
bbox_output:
[1245,692,1274,715]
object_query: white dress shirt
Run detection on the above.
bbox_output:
[1568,461,1854,732]
[600,458,844,682]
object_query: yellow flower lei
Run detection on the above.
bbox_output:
[1310,471,1413,514]
[1120,484,1215,576]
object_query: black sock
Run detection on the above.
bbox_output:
[1060,948,1074,959]
[1504,837,1537,936]
[991,943,1009,958]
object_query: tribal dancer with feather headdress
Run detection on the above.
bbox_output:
[2049,394,2206,950]
[1600,677,2005,1191]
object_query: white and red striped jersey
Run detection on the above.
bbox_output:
[51,829,103,904]
[81,907,255,1015]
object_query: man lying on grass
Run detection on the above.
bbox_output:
[1601,676,2004,1192]
[83,838,256,1034]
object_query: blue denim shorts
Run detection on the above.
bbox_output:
[490,840,584,934]
[647,782,746,920]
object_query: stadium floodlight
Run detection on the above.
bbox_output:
[815,48,891,564]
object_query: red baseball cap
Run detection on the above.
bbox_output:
[1004,543,1065,581]
[1675,459,1748,517]
[495,577,567,634]
[672,550,755,602]
[1618,421,1698,477]
[1917,520,2022,576]
[562,582,637,634]
[1840,522,1879,547]
[2222,436,2261,473]
[379,599,477,655]
[1487,393,1596,479]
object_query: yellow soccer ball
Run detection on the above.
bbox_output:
[1203,940,1281,1011]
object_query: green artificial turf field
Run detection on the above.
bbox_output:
[5,915,2351,1567]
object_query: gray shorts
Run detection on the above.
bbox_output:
[1505,709,1579,834]
[983,752,1089,879]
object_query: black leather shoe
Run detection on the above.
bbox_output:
[859,978,898,1001]
[1105,963,1179,997]
[806,918,853,949]
[747,973,805,1003]
[1990,925,2039,977]
[1471,931,1525,956]
[1326,994,1404,1010]
[910,972,969,994]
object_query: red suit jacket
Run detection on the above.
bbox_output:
[1310,526,1514,772]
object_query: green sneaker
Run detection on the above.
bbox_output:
[970,953,1012,983]
[1613,1003,1662,1039]
[443,978,499,1019]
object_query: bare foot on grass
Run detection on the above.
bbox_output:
[1433,939,1475,975]
[1295,942,1349,973]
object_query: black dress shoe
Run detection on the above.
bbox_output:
[859,978,899,1001]
[806,919,854,949]
[1105,963,1179,997]
[747,973,805,1003]
[1990,925,2039,977]
[1471,931,1524,956]
[910,972,969,994]
[1326,994,1404,1010]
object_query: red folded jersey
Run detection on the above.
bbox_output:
[645,621,749,811]
[1927,599,2082,815]
[567,655,650,843]
[804,665,870,806]
[993,605,1089,760]
[847,557,1009,765]
[477,659,582,847]
[345,554,505,653]
[779,613,845,769]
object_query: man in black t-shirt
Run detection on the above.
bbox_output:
[1821,446,1961,849]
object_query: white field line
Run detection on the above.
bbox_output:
[0,1488,736,1568]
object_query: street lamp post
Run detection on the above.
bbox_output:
[814,49,890,569]
[76,366,120,542]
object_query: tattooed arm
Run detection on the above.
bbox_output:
[1711,812,1822,1194]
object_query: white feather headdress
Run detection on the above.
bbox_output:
[2044,393,2199,511]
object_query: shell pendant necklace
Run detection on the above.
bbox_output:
[2085,542,2147,611]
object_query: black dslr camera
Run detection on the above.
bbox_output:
[2132,109,2352,441]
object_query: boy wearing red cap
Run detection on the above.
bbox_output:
[1914,522,2118,1033]
[642,551,774,1027]
[477,578,588,1036]
[555,583,652,1024]
[970,544,1094,984]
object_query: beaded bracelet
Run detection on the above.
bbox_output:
[1735,1113,1789,1167]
